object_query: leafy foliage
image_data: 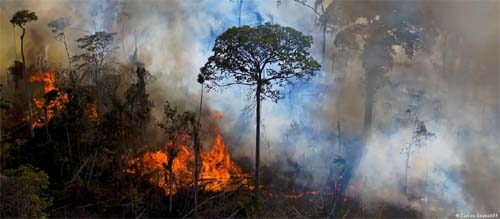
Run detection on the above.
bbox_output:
[123,64,153,129]
[10,9,38,28]
[155,101,195,212]
[410,121,435,149]
[330,1,424,66]
[8,61,24,88]
[156,101,195,164]
[72,31,117,82]
[157,101,195,151]
[200,23,320,102]
[0,165,52,218]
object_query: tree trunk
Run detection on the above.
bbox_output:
[254,81,261,203]
[63,39,71,71]
[193,131,199,217]
[193,84,203,218]
[21,28,35,138]
[169,168,174,213]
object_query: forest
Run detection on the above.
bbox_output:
[0,0,498,218]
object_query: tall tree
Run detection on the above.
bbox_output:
[193,74,205,217]
[401,97,435,196]
[73,31,117,84]
[200,23,320,202]
[73,31,117,113]
[292,0,332,62]
[124,64,153,144]
[328,1,426,142]
[10,10,38,137]
[48,17,72,71]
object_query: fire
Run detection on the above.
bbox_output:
[127,114,249,195]
[28,71,68,127]
[128,142,194,194]
[199,126,247,191]
[89,103,98,121]
[29,71,56,94]
[213,112,223,119]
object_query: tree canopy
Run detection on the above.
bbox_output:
[329,1,426,64]
[200,23,321,102]
[72,31,117,85]
[10,10,38,28]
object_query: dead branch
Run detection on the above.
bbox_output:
[226,207,242,219]
[181,192,222,219]
[65,157,90,189]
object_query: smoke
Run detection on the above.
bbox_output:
[0,0,498,216]
[313,0,499,217]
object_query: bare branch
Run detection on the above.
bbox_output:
[293,0,322,17]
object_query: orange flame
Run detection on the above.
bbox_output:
[29,71,56,94]
[213,112,223,119]
[199,125,247,191]
[28,71,68,127]
[127,113,249,195]
[89,103,98,121]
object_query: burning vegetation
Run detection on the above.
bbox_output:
[28,71,68,127]
[0,1,498,218]
[127,113,249,195]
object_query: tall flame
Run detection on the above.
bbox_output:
[127,113,249,195]
[28,71,68,127]
[29,71,56,94]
